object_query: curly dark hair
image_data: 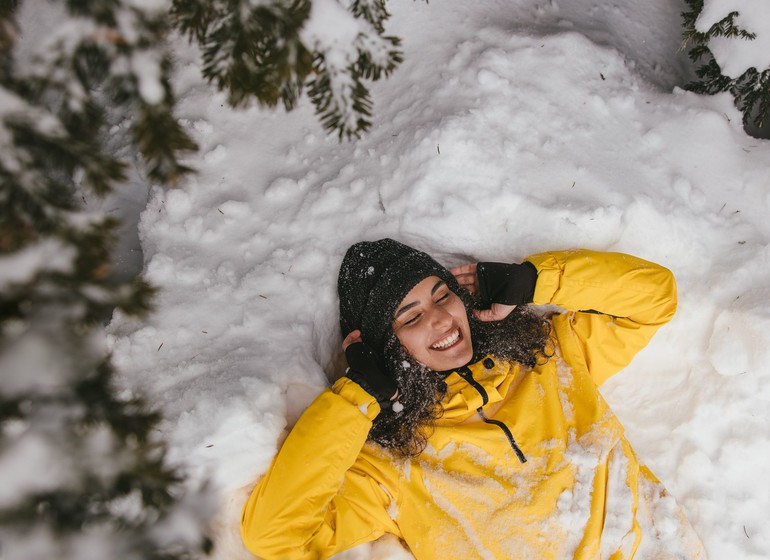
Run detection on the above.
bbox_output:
[367,298,552,458]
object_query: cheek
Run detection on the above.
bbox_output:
[395,329,417,354]
[450,301,470,327]
[395,327,429,362]
[452,303,473,347]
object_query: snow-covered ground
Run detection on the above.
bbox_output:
[104,1,770,558]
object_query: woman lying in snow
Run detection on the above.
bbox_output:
[241,239,705,559]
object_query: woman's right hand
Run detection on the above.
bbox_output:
[343,331,399,409]
[342,329,363,352]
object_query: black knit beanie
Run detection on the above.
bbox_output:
[338,239,461,357]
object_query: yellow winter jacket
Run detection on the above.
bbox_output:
[241,250,704,559]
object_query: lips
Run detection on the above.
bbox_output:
[431,329,461,350]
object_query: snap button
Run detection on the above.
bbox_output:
[483,358,495,369]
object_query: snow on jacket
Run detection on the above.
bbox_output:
[241,249,705,559]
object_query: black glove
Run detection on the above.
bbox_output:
[344,342,399,412]
[476,261,538,308]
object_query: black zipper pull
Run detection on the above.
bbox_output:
[477,408,527,464]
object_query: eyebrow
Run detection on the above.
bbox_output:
[394,280,447,319]
[431,280,446,295]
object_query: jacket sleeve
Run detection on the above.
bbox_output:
[525,249,677,386]
[241,378,401,559]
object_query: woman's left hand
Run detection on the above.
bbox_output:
[450,263,518,322]
[474,302,517,322]
[450,263,480,295]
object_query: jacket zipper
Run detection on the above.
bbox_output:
[456,366,527,464]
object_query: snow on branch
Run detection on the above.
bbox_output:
[171,0,403,138]
[1,1,212,557]
[682,0,770,130]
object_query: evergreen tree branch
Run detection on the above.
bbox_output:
[171,0,404,138]
[681,0,769,130]
[1,1,212,556]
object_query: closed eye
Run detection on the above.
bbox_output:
[404,313,422,325]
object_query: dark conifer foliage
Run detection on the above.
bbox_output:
[171,0,404,139]
[1,1,415,555]
[682,0,769,130]
[0,0,211,557]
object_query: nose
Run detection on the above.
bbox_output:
[428,305,453,330]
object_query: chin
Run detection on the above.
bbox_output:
[429,342,473,372]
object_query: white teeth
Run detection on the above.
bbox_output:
[432,330,460,350]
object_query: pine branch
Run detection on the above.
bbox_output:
[171,0,404,138]
[176,0,313,109]
[307,53,373,139]
[681,2,768,130]
[350,0,391,34]
[687,57,732,94]
[1,1,212,556]
[133,102,198,184]
[732,68,770,128]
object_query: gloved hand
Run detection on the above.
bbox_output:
[344,337,400,413]
[476,261,538,308]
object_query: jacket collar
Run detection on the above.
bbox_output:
[438,355,521,422]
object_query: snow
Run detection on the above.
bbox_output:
[4,0,766,558]
[600,446,636,558]
[0,328,80,397]
[696,0,770,78]
[126,0,170,14]
[131,49,166,105]
[0,432,75,508]
[0,239,75,289]
[0,88,66,174]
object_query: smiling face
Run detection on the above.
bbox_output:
[392,276,473,372]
